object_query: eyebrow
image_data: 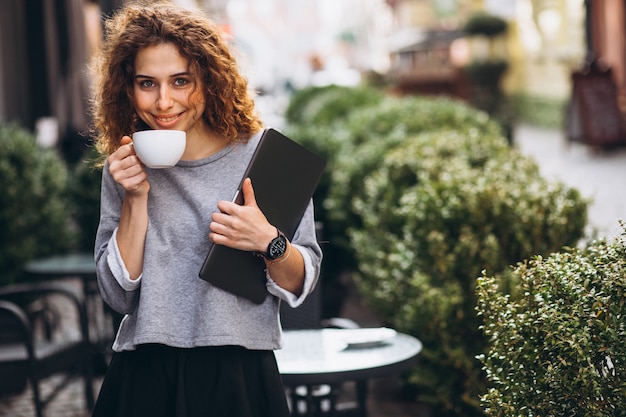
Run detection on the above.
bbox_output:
[134,72,192,79]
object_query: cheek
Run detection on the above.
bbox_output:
[189,92,206,117]
[132,92,152,111]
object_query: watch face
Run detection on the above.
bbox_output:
[268,235,287,259]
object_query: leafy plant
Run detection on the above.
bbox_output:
[0,121,74,284]
[284,85,387,315]
[283,87,589,415]
[463,60,508,87]
[67,147,102,253]
[511,93,567,129]
[325,95,502,239]
[284,84,384,126]
[349,129,588,416]
[463,12,508,37]
[477,226,626,416]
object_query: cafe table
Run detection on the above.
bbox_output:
[275,327,422,417]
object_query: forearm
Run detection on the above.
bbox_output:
[116,194,149,280]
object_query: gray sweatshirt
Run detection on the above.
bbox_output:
[94,130,322,352]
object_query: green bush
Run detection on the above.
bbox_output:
[285,85,385,220]
[476,227,626,416]
[349,129,588,416]
[463,12,508,37]
[283,87,589,415]
[0,122,74,284]
[67,147,102,252]
[285,85,386,280]
[463,61,509,88]
[511,93,567,129]
[284,84,384,126]
[326,96,502,239]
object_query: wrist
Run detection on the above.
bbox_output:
[256,228,288,261]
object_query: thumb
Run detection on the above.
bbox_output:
[242,178,257,207]
[120,135,132,146]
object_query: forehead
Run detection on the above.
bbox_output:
[134,43,189,76]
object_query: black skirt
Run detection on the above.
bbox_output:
[92,344,291,417]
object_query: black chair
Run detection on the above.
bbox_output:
[0,281,95,417]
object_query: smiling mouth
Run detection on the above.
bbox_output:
[155,113,181,123]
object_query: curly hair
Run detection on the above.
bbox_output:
[90,0,263,157]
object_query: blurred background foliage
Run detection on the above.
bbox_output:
[0,121,101,286]
[285,84,590,416]
[0,122,74,284]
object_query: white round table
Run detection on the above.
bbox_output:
[275,328,422,416]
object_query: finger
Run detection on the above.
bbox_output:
[211,211,232,227]
[109,145,137,166]
[242,178,257,207]
[116,171,148,194]
[109,154,141,174]
[216,199,234,215]
[120,135,132,146]
[110,163,144,185]
[209,231,228,246]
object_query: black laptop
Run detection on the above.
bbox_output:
[198,128,326,304]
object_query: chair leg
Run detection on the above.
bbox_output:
[30,378,44,417]
[355,380,368,417]
[84,369,95,411]
[83,348,96,410]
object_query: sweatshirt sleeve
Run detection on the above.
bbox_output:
[266,200,322,307]
[94,163,141,315]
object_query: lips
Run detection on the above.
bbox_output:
[153,113,182,128]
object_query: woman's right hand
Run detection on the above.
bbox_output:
[109,136,150,280]
[107,136,150,196]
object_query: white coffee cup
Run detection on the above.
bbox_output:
[132,130,186,168]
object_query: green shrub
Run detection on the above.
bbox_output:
[67,147,102,252]
[476,227,626,416]
[463,12,508,37]
[349,130,588,416]
[285,85,386,277]
[283,88,589,415]
[464,60,509,86]
[0,122,74,284]
[284,84,384,126]
[326,96,502,238]
[511,93,567,129]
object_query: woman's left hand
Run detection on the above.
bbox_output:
[209,178,277,253]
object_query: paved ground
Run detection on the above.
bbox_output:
[513,124,626,242]
[1,123,624,417]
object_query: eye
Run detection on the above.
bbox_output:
[173,77,190,87]
[138,79,156,88]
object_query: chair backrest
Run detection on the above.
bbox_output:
[0,300,31,344]
[0,281,95,415]
[0,300,33,395]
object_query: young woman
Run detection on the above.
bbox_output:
[90,2,322,416]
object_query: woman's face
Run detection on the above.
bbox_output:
[132,43,207,136]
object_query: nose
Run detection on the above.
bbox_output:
[156,85,174,110]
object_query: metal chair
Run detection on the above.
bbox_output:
[0,281,95,417]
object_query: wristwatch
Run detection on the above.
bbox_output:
[258,228,287,260]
